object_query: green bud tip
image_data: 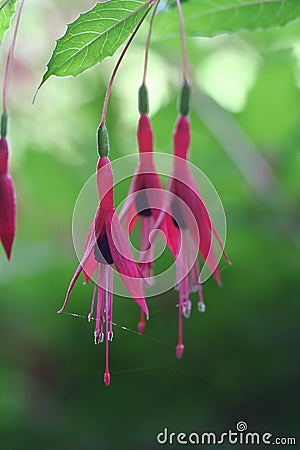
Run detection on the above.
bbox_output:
[178,82,190,116]
[138,84,149,115]
[97,124,110,157]
[1,111,8,138]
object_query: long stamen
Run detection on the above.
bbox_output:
[95,265,104,344]
[188,234,198,292]
[104,265,111,386]
[176,236,184,358]
[99,0,157,127]
[2,0,25,112]
[182,232,191,318]
[148,215,155,278]
[175,0,189,83]
[108,265,114,341]
[138,215,148,334]
[191,240,206,312]
[176,281,184,359]
[99,266,105,339]
[88,265,99,322]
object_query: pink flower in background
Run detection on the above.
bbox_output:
[0,136,16,260]
[58,156,149,386]
[154,115,231,359]
[120,112,178,335]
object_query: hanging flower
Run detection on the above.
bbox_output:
[57,126,149,386]
[153,84,231,359]
[119,84,178,335]
[0,114,16,260]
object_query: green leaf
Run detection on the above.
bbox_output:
[154,0,300,38]
[0,0,17,44]
[39,0,151,89]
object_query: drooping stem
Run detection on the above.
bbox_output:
[142,0,160,85]
[175,0,189,83]
[99,0,157,127]
[2,0,25,112]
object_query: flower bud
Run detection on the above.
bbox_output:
[178,82,190,116]
[97,124,110,157]
[138,84,149,115]
[1,112,8,138]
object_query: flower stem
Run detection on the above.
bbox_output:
[99,0,156,127]
[142,0,160,85]
[2,0,25,113]
[175,0,189,84]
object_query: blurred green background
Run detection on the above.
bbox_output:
[0,1,299,449]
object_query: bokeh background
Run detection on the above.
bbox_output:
[0,0,299,449]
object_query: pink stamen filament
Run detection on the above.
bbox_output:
[2,0,25,112]
[148,216,155,278]
[176,232,185,359]
[109,266,114,339]
[188,233,205,311]
[95,265,105,344]
[88,265,99,322]
[182,231,191,318]
[188,235,198,292]
[99,0,157,127]
[138,216,149,334]
[104,265,111,386]
[88,280,97,322]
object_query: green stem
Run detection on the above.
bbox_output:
[175,0,189,84]
[142,0,160,85]
[2,0,25,112]
[99,0,156,128]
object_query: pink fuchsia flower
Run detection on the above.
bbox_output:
[0,116,16,260]
[58,126,149,387]
[153,88,231,359]
[119,85,178,335]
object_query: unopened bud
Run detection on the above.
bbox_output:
[138,84,149,115]
[1,112,8,138]
[97,124,110,157]
[178,82,190,116]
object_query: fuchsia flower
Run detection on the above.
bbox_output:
[119,86,178,334]
[58,129,149,386]
[153,101,231,359]
[0,131,16,260]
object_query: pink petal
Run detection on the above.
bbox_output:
[105,211,149,319]
[118,170,141,223]
[124,202,138,236]
[0,174,16,260]
[173,116,190,159]
[137,115,153,154]
[58,210,105,313]
[97,157,114,209]
[0,138,8,175]
[172,176,222,285]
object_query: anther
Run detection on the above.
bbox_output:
[198,302,206,313]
